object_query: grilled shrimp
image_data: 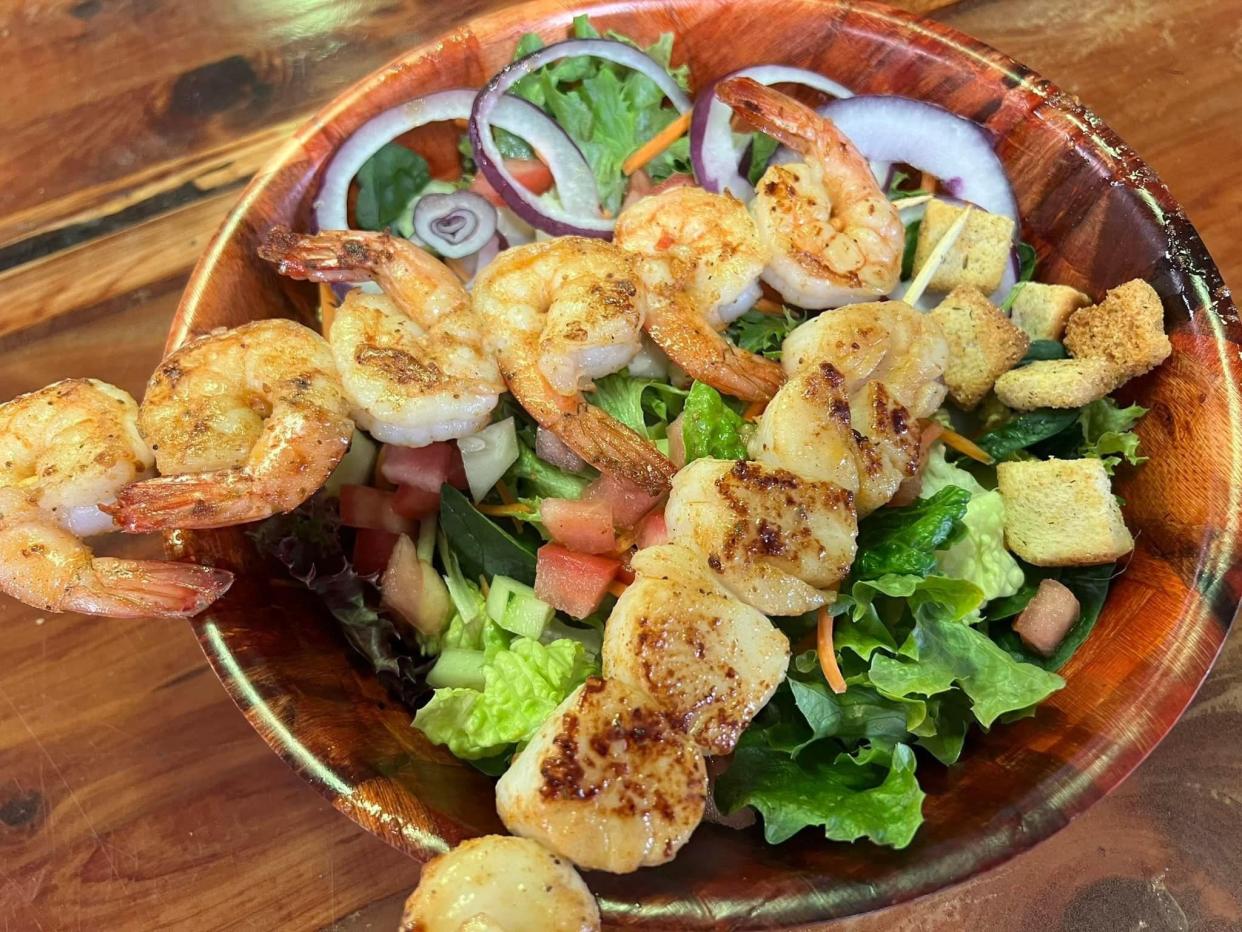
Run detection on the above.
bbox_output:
[717,77,903,309]
[781,300,949,419]
[665,459,857,616]
[399,835,600,932]
[106,319,352,531]
[749,363,921,516]
[603,543,789,755]
[614,187,784,401]
[258,227,504,446]
[472,238,675,495]
[0,380,232,617]
[496,676,706,874]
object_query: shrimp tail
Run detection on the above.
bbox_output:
[105,473,280,531]
[258,226,386,284]
[716,77,838,158]
[554,404,676,496]
[645,300,785,402]
[61,558,234,618]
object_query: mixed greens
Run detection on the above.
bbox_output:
[254,17,1152,854]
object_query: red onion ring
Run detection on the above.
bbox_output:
[313,89,595,235]
[470,38,692,237]
[412,191,497,258]
[689,65,853,199]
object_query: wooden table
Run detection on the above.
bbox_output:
[1,0,1239,928]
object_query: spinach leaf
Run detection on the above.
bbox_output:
[681,381,750,462]
[998,241,1038,312]
[440,485,537,585]
[746,133,780,185]
[714,741,925,848]
[900,220,922,281]
[991,563,1115,671]
[853,487,971,579]
[354,143,431,231]
[975,408,1081,461]
[1020,339,1069,364]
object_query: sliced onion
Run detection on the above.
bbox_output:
[536,426,587,473]
[314,89,595,237]
[471,39,692,237]
[690,65,853,200]
[412,191,497,258]
[819,95,1018,229]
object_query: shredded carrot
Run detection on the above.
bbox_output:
[318,282,339,337]
[494,480,516,505]
[622,110,693,176]
[816,606,848,695]
[753,297,786,315]
[919,170,937,194]
[477,502,533,518]
[607,580,630,599]
[743,398,768,421]
[936,424,995,465]
[479,575,490,597]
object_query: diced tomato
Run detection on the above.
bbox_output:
[468,159,555,208]
[541,498,615,554]
[352,528,400,576]
[379,442,467,493]
[535,544,620,619]
[339,485,416,534]
[616,561,636,585]
[636,511,668,550]
[392,483,441,519]
[584,473,664,528]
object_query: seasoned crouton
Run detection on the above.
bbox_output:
[1010,282,1091,341]
[1064,279,1171,379]
[994,358,1123,410]
[913,199,1016,294]
[997,458,1134,566]
[929,286,1029,410]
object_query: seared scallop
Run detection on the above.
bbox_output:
[495,677,707,874]
[399,834,600,932]
[603,544,790,755]
[665,458,857,616]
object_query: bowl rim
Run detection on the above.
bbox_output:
[174,0,1242,922]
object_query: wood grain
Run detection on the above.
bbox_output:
[0,0,1239,929]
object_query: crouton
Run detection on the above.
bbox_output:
[1064,279,1171,379]
[1010,282,1091,341]
[912,199,1016,294]
[994,358,1123,410]
[929,286,1029,410]
[997,458,1134,566]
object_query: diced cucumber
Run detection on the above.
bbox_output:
[426,648,487,690]
[324,430,379,496]
[485,574,554,639]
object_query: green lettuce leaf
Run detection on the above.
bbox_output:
[853,486,971,579]
[714,741,926,848]
[1019,339,1069,364]
[998,241,1038,312]
[989,562,1114,671]
[681,381,750,462]
[726,308,806,360]
[919,446,1025,602]
[510,16,691,214]
[506,443,592,501]
[1079,398,1147,473]
[588,372,686,440]
[414,636,594,759]
[354,143,431,231]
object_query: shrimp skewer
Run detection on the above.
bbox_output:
[717,77,904,309]
[615,187,784,401]
[0,380,231,617]
[258,227,504,446]
[106,319,353,531]
[472,238,676,495]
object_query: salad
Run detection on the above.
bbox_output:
[223,14,1171,924]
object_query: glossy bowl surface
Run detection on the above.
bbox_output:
[169,0,1242,925]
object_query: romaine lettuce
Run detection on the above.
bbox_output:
[680,381,750,462]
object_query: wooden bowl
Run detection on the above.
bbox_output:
[168,0,1242,925]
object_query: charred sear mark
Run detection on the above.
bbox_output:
[753,518,786,556]
[356,346,444,386]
